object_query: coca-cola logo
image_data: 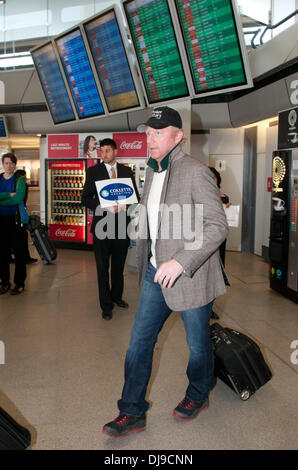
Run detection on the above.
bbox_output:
[55,228,77,238]
[120,140,143,150]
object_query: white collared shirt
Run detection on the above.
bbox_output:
[147,170,167,268]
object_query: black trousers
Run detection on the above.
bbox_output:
[93,236,130,311]
[0,215,27,287]
[21,229,31,260]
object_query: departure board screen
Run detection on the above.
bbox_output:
[123,0,189,104]
[0,116,8,138]
[31,43,76,124]
[84,9,140,113]
[174,0,249,95]
[55,28,105,119]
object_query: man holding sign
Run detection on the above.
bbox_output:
[82,138,139,320]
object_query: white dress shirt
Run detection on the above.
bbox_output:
[147,171,167,268]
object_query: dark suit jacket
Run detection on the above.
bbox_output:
[81,162,139,236]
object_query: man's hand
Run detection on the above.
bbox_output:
[106,205,119,214]
[106,201,127,214]
[154,259,184,288]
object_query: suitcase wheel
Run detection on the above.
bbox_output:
[240,389,251,401]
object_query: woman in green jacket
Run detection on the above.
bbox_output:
[0,153,27,295]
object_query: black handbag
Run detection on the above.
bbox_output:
[0,407,31,450]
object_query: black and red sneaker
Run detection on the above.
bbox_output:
[103,414,146,438]
[173,397,209,421]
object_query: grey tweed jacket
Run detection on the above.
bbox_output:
[136,144,229,311]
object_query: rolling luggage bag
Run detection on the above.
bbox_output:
[0,407,31,450]
[30,226,57,264]
[27,216,57,265]
[210,322,272,400]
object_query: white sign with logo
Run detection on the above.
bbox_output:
[95,178,138,208]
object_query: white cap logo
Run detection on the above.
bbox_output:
[151,110,163,120]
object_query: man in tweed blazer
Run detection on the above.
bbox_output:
[103,107,229,438]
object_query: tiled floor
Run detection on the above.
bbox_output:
[0,249,297,450]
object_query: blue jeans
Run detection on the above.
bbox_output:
[118,263,214,417]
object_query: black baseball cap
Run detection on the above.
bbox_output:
[137,106,182,133]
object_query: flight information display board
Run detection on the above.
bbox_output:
[84,9,140,113]
[174,0,250,95]
[55,28,105,119]
[0,116,8,138]
[31,42,76,124]
[123,0,189,104]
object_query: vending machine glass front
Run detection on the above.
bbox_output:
[47,160,86,243]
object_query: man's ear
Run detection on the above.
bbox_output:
[175,129,184,145]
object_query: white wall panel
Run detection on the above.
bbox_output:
[254,127,267,255]
[0,69,35,104]
[191,134,209,165]
[209,128,245,155]
[209,128,245,251]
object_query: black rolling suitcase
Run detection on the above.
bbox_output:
[0,407,31,450]
[210,322,272,400]
[27,216,57,265]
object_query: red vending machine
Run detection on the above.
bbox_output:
[45,159,88,247]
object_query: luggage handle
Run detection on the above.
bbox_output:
[211,324,232,345]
